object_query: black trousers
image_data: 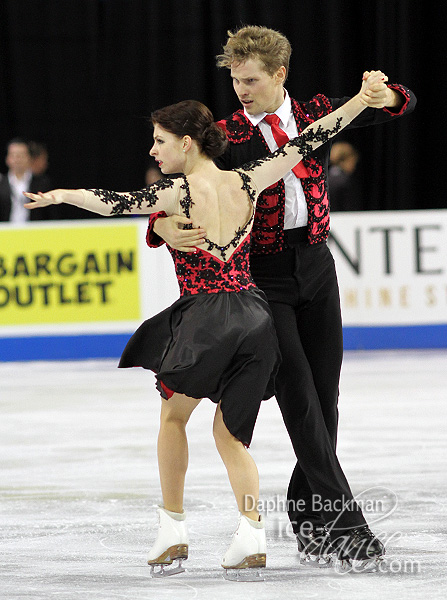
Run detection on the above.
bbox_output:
[250,228,366,532]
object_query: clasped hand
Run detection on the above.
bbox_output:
[359,70,392,108]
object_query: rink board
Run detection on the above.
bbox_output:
[1,210,446,360]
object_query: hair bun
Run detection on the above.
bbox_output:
[201,123,228,159]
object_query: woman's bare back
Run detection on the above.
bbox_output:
[178,170,254,261]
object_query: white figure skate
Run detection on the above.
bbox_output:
[147,507,188,577]
[221,514,266,581]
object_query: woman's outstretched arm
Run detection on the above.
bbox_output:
[23,177,180,217]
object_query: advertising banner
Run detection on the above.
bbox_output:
[0,223,140,326]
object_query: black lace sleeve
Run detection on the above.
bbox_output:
[239,118,343,175]
[86,178,175,216]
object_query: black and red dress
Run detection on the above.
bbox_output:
[118,173,280,447]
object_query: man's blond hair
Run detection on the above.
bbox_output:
[216,25,292,77]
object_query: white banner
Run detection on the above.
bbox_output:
[328,210,447,326]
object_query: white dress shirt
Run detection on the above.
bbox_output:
[244,91,308,229]
[8,171,33,223]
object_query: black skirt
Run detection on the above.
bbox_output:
[119,287,280,447]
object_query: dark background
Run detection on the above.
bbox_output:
[0,0,442,215]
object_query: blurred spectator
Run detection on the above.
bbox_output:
[29,141,50,178]
[145,159,163,186]
[328,141,363,211]
[0,138,56,222]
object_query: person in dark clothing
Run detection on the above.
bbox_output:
[328,141,363,211]
[0,138,55,222]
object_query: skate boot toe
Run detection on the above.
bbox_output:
[296,524,335,568]
[332,525,385,573]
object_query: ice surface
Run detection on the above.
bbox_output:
[1,350,446,599]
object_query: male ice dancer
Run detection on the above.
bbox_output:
[146,26,416,570]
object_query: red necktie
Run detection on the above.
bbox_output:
[264,113,309,178]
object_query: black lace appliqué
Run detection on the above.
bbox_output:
[87,178,174,215]
[287,118,343,154]
[178,176,194,230]
[236,170,257,206]
[240,118,343,174]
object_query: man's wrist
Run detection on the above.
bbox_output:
[385,87,403,109]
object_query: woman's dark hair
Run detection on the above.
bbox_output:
[151,100,228,159]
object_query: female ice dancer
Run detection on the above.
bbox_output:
[24,71,383,579]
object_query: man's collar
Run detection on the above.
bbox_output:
[244,90,292,127]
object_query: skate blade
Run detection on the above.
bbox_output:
[147,543,188,564]
[149,558,186,578]
[222,553,266,582]
[334,556,383,574]
[299,552,334,569]
[223,567,265,582]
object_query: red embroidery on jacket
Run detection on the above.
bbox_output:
[216,98,333,254]
[216,112,254,143]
